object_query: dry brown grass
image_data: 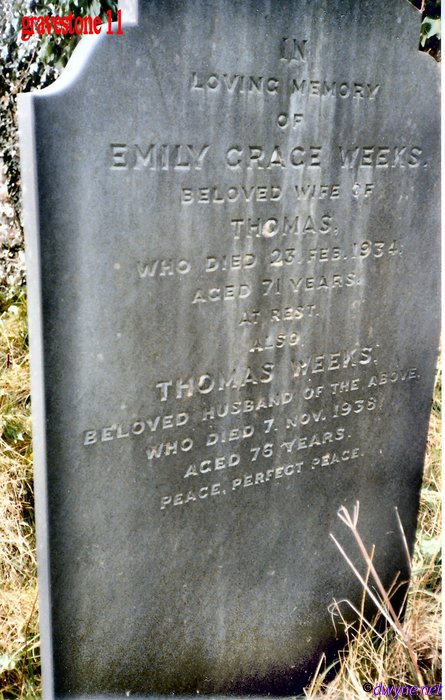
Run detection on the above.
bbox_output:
[306,366,442,698]
[0,289,40,698]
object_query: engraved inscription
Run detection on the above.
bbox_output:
[110,143,210,170]
[280,37,308,62]
[97,29,431,523]
[190,74,380,100]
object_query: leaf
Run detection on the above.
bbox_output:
[0,654,17,672]
[419,534,441,561]
[420,17,441,46]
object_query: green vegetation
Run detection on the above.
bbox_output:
[409,0,441,59]
[0,0,118,230]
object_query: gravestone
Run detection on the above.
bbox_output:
[19,0,440,697]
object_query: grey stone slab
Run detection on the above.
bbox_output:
[19,0,440,698]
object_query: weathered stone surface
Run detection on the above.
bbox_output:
[19,1,439,697]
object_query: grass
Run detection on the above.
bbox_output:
[0,288,441,698]
[306,362,442,697]
[0,287,40,699]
